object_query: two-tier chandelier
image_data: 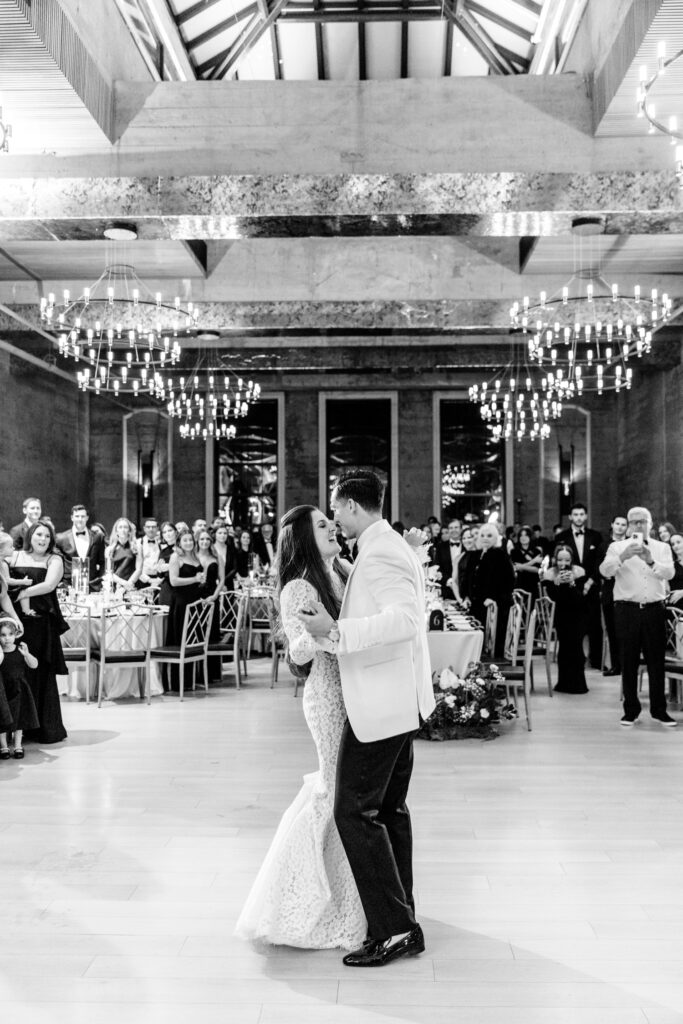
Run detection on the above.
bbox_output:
[165,359,261,440]
[469,353,562,443]
[41,263,198,396]
[637,41,683,186]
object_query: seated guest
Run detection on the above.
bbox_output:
[468,523,515,658]
[252,521,276,571]
[667,533,683,606]
[9,497,43,551]
[543,545,588,694]
[105,518,141,590]
[55,504,105,591]
[137,517,161,588]
[658,521,676,545]
[510,525,544,598]
[600,505,676,727]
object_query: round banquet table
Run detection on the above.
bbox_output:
[57,607,167,701]
[427,628,484,676]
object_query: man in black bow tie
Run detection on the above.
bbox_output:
[434,518,462,598]
[555,502,604,668]
[56,504,105,591]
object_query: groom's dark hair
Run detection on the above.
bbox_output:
[333,469,384,513]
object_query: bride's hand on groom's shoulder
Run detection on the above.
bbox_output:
[296,600,334,636]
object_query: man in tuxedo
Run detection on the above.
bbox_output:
[9,497,42,550]
[138,517,161,587]
[555,502,604,668]
[56,504,105,590]
[252,522,276,571]
[434,518,462,598]
[299,469,435,969]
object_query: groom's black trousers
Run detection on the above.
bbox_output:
[334,721,419,941]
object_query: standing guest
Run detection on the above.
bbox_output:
[55,504,105,591]
[156,521,178,607]
[555,503,604,669]
[213,523,237,591]
[252,521,277,571]
[456,526,478,604]
[137,517,161,588]
[9,497,43,551]
[105,518,141,590]
[666,533,683,606]
[543,545,588,694]
[0,533,25,632]
[600,506,676,727]
[192,518,207,539]
[657,521,677,545]
[0,618,40,759]
[7,521,68,743]
[469,523,515,657]
[196,529,222,682]
[510,525,544,599]
[165,529,206,692]
[532,524,551,556]
[438,518,463,599]
[235,528,257,581]
[601,514,628,676]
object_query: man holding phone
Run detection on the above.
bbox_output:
[600,506,676,727]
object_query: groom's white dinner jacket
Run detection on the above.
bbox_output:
[331,519,436,742]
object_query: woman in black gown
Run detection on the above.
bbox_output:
[543,544,588,694]
[468,524,515,658]
[197,528,223,683]
[165,529,206,692]
[156,521,178,607]
[510,525,543,600]
[7,521,68,743]
[105,518,141,591]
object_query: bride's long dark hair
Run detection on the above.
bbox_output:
[277,504,348,620]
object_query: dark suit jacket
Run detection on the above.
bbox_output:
[9,521,30,551]
[434,539,461,597]
[251,531,276,569]
[469,546,516,607]
[55,529,106,588]
[555,527,604,587]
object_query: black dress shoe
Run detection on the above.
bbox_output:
[0,749,10,760]
[602,668,620,677]
[343,924,425,967]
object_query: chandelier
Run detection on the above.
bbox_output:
[442,463,472,499]
[637,42,683,186]
[41,263,198,396]
[0,98,10,153]
[469,360,562,443]
[165,360,261,440]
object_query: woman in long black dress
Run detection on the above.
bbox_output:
[197,528,223,683]
[0,618,40,758]
[543,544,588,694]
[7,521,68,743]
[165,528,206,692]
[105,518,141,591]
[510,525,543,600]
[213,523,237,592]
[156,521,178,607]
[468,524,515,658]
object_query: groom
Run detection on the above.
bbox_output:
[299,469,435,967]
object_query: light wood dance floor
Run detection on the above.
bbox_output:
[2,661,683,1024]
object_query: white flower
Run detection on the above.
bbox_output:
[438,667,459,690]
[444,694,456,708]
[489,663,498,672]
[480,708,490,719]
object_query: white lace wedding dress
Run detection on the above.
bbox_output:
[234,576,366,950]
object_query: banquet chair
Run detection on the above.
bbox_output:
[531,595,556,696]
[244,589,278,659]
[207,590,248,689]
[512,588,532,643]
[664,606,683,707]
[149,599,215,702]
[482,601,498,660]
[92,604,155,708]
[60,599,94,704]
[499,605,536,731]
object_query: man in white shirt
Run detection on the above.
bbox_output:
[600,506,676,727]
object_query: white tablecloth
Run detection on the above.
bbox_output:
[427,629,483,676]
[58,610,166,701]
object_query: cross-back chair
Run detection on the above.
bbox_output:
[207,590,248,689]
[499,605,535,731]
[93,604,155,707]
[149,599,215,701]
[60,599,94,703]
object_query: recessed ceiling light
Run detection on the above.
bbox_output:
[103,221,138,241]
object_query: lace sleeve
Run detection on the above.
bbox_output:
[280,579,324,665]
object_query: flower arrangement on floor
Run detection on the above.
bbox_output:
[418,661,518,741]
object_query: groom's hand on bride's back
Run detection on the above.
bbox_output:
[296,600,334,636]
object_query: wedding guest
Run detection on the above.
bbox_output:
[601,514,628,676]
[105,518,141,590]
[543,545,588,694]
[667,533,683,606]
[555,503,604,668]
[0,533,24,633]
[434,518,461,599]
[456,526,478,604]
[9,497,43,551]
[55,504,105,591]
[532,524,551,556]
[234,528,257,581]
[165,529,206,692]
[137,517,162,588]
[469,523,515,656]
[7,521,68,743]
[197,528,222,683]
[252,522,277,571]
[213,522,237,590]
[600,505,676,727]
[510,525,544,598]
[657,521,676,545]
[156,521,178,607]
[192,518,207,539]
[0,618,40,759]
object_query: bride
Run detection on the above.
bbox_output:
[234,504,367,950]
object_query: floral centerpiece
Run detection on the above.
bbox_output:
[418,661,517,741]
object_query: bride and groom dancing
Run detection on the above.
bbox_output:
[235,469,436,967]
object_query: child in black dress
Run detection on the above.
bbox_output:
[0,617,40,759]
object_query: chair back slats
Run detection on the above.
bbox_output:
[182,599,214,652]
[483,601,498,659]
[503,600,523,665]
[665,606,683,655]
